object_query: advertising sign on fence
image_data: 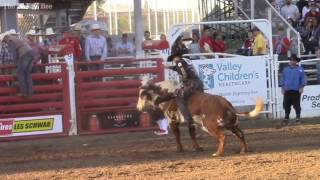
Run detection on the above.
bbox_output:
[0,115,63,137]
[192,56,268,106]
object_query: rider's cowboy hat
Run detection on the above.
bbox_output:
[167,51,184,62]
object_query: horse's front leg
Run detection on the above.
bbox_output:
[170,122,184,152]
[188,124,203,152]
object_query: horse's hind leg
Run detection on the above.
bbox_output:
[206,124,226,156]
[188,124,203,152]
[170,122,184,152]
[230,126,248,154]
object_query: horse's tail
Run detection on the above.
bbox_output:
[236,98,264,118]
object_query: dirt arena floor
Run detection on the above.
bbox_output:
[0,118,320,180]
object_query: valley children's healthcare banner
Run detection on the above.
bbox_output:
[0,115,63,137]
[192,56,268,106]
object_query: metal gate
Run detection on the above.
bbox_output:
[75,58,164,135]
[0,63,71,141]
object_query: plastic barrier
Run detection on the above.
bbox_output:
[75,58,164,135]
[0,63,71,141]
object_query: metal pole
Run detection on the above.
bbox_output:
[107,0,113,35]
[93,0,98,20]
[148,0,151,32]
[250,0,254,19]
[134,0,144,57]
[154,0,158,36]
[113,0,118,34]
[129,0,132,33]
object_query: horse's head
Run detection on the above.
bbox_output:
[136,80,178,112]
[136,81,162,112]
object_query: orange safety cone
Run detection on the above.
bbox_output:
[88,114,100,131]
[140,112,150,128]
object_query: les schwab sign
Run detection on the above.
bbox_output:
[0,115,63,137]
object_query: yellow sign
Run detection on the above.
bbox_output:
[13,118,54,133]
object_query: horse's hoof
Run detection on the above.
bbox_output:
[212,153,222,157]
[193,147,204,152]
[239,151,246,154]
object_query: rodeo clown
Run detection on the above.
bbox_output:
[155,51,204,127]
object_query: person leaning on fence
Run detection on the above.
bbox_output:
[85,24,108,73]
[0,30,35,97]
[252,27,267,56]
[280,54,306,126]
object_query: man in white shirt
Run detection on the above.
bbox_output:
[85,24,108,61]
[281,0,300,22]
[116,33,134,56]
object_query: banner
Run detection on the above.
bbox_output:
[0,115,63,137]
[0,0,18,7]
[192,56,268,106]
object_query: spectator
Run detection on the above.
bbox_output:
[144,30,152,40]
[281,0,300,23]
[188,33,201,54]
[299,17,318,54]
[212,33,227,53]
[85,24,107,61]
[238,30,254,56]
[59,27,83,61]
[252,27,267,55]
[25,29,45,65]
[199,26,214,53]
[85,24,108,76]
[0,38,16,76]
[43,28,57,47]
[301,0,313,21]
[71,23,86,60]
[106,37,117,57]
[171,35,188,55]
[1,31,35,97]
[160,33,167,40]
[275,0,285,11]
[273,26,291,60]
[280,54,306,125]
[304,1,320,19]
[116,33,135,56]
[316,48,320,83]
[297,0,309,14]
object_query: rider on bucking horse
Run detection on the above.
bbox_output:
[155,52,204,127]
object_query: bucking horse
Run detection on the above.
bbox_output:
[136,79,264,156]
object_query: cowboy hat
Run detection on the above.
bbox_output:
[0,29,19,41]
[45,28,55,35]
[25,29,38,36]
[167,51,184,62]
[73,23,82,31]
[90,24,101,30]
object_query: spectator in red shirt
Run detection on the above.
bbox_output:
[59,27,82,61]
[212,33,227,53]
[305,1,320,19]
[199,26,214,53]
[273,26,291,60]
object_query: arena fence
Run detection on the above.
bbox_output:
[0,63,71,141]
[74,58,164,135]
